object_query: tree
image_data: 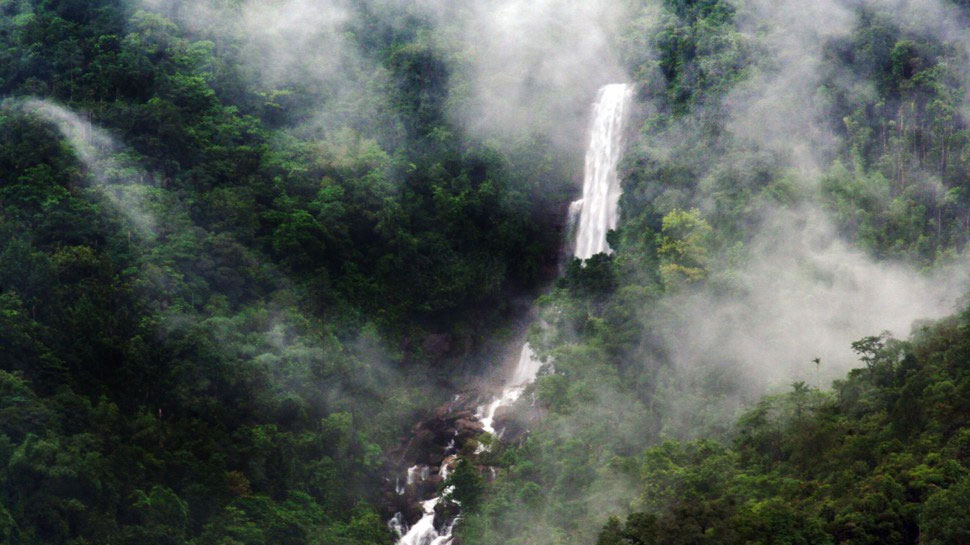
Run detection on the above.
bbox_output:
[447,458,485,510]
[920,477,970,545]
[658,208,712,290]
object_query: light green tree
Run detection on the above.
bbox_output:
[658,208,713,290]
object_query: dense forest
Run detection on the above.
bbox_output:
[2,0,970,544]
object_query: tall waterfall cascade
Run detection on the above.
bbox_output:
[389,83,633,545]
[572,83,634,260]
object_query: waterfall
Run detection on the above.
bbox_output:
[572,84,634,260]
[389,83,632,545]
[474,83,633,443]
[475,343,541,443]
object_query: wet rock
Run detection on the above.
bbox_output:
[433,404,452,419]
[434,497,461,526]
[455,418,484,436]
[491,405,513,430]
[424,417,452,436]
[440,455,457,474]
[493,404,512,420]
[405,501,424,522]
[416,481,438,498]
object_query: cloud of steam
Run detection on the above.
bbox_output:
[13,98,160,239]
[408,0,631,147]
[68,0,970,535]
[139,0,633,152]
[140,0,352,86]
[657,206,968,410]
[724,0,858,175]
[642,0,970,435]
[725,0,970,176]
[137,0,406,142]
[6,98,419,434]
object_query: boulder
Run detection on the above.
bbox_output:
[427,451,445,466]
[422,417,452,437]
[433,404,452,419]
[492,405,512,426]
[455,418,484,435]
[434,496,461,527]
[450,410,475,421]
[405,501,424,522]
[439,455,457,477]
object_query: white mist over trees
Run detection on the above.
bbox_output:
[13,99,160,238]
[139,0,970,403]
[640,0,970,410]
[5,0,970,544]
[126,1,970,542]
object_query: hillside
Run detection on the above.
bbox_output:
[2,1,970,545]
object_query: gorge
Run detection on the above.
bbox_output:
[8,2,970,544]
[387,83,634,545]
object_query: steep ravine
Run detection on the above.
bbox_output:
[385,83,634,545]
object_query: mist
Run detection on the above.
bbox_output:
[489,0,970,535]
[6,96,421,444]
[136,0,632,155]
[12,98,160,239]
[634,0,970,436]
[406,0,631,147]
[654,205,969,435]
[152,0,970,539]
[16,0,970,542]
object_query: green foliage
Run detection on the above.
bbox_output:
[0,0,574,543]
[447,458,486,510]
[658,207,712,289]
[463,1,970,544]
[6,0,970,543]
[920,476,970,545]
[819,10,970,264]
[601,312,970,545]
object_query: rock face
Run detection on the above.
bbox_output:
[382,384,540,543]
[454,418,484,441]
[382,390,525,526]
[382,394,472,521]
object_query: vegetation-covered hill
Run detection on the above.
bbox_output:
[597,314,970,545]
[0,0,571,543]
[3,0,970,544]
[450,0,970,544]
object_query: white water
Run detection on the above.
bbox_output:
[391,83,632,545]
[475,84,633,442]
[476,343,541,438]
[392,496,439,545]
[440,455,455,481]
[572,84,634,260]
[406,465,421,485]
